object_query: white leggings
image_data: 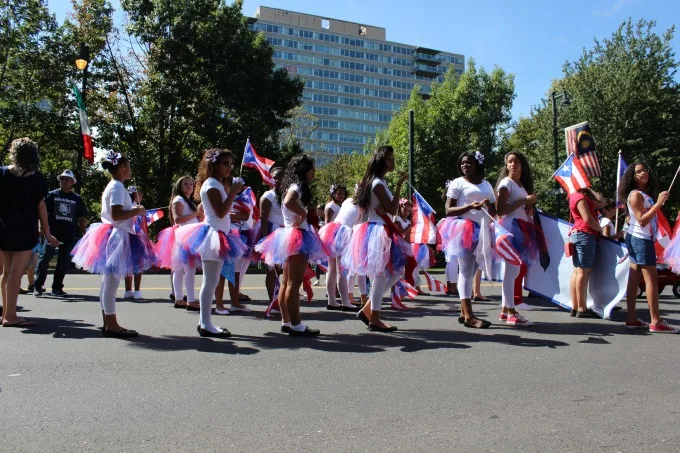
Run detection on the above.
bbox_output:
[327,257,353,307]
[457,252,478,300]
[172,264,196,302]
[349,274,368,295]
[236,256,250,288]
[445,257,459,283]
[502,263,520,309]
[100,273,121,315]
[199,260,222,330]
[369,273,402,311]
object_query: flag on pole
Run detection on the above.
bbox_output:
[265,275,280,318]
[422,271,446,293]
[410,190,440,245]
[145,208,164,226]
[565,121,600,178]
[616,151,629,208]
[654,210,673,259]
[242,138,275,187]
[553,154,591,195]
[73,85,94,164]
[493,223,522,267]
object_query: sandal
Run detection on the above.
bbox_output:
[367,323,398,332]
[357,311,369,326]
[103,328,138,338]
[2,319,35,328]
[472,296,491,302]
[238,293,251,301]
[463,318,491,329]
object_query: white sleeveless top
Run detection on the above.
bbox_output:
[282,183,308,229]
[368,178,392,224]
[200,177,230,233]
[626,190,655,240]
[497,177,529,221]
[325,201,341,222]
[396,216,411,230]
[101,180,134,233]
[172,195,198,226]
[261,189,284,228]
[334,198,361,227]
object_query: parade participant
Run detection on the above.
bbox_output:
[318,186,362,312]
[225,176,254,313]
[1,138,58,327]
[174,149,247,338]
[438,184,458,298]
[314,204,326,286]
[620,162,678,333]
[33,169,87,297]
[71,151,156,337]
[344,145,411,332]
[255,154,327,336]
[495,151,537,326]
[598,198,623,240]
[442,151,496,329]
[155,176,201,311]
[124,186,146,300]
[325,184,346,223]
[259,167,284,304]
[568,187,606,319]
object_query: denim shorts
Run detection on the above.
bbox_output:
[625,234,656,266]
[571,231,597,269]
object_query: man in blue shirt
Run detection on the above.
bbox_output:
[34,170,88,297]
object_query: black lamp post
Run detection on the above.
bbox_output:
[551,90,571,218]
[75,42,90,187]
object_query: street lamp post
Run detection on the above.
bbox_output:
[75,42,90,189]
[551,90,571,218]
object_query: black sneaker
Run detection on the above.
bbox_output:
[34,286,45,297]
[289,326,320,337]
[51,289,68,297]
[280,325,292,333]
[27,285,35,293]
[19,288,29,295]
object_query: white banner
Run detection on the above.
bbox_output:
[524,213,629,319]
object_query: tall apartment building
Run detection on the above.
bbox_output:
[248,6,465,160]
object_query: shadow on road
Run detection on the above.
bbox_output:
[18,317,100,339]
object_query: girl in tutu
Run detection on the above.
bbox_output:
[255,154,327,337]
[318,186,361,312]
[495,151,537,327]
[156,176,201,311]
[175,149,247,338]
[344,145,411,332]
[324,184,347,223]
[71,151,156,337]
[124,186,147,300]
[443,151,496,329]
[620,162,677,333]
[259,167,285,305]
[438,184,458,298]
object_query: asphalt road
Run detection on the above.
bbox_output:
[2,273,679,452]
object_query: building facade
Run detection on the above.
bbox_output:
[248,6,465,160]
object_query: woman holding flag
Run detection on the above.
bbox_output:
[442,151,496,329]
[619,162,678,333]
[343,145,412,332]
[495,151,537,327]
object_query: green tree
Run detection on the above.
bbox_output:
[312,152,369,205]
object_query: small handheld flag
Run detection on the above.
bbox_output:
[242,139,276,187]
[552,154,591,195]
[145,209,164,226]
[615,151,629,208]
[493,223,522,267]
[410,189,440,245]
[422,271,446,293]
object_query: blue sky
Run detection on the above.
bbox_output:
[47,0,679,120]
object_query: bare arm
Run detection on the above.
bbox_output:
[284,190,307,225]
[78,217,88,235]
[172,200,199,225]
[629,191,670,228]
[576,200,602,233]
[260,197,272,237]
[446,197,486,217]
[207,185,239,219]
[38,200,59,246]
[496,188,536,216]
[374,180,405,216]
[111,204,144,221]
[324,205,334,223]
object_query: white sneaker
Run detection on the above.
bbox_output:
[133,291,143,300]
[123,290,134,299]
[214,308,230,315]
[515,302,534,311]
[229,305,251,313]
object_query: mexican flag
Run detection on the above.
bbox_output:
[73,85,94,164]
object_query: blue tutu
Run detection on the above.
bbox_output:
[254,226,328,266]
[174,223,247,263]
[342,222,412,277]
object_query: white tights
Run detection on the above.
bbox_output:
[445,258,459,283]
[457,252,478,300]
[369,273,402,311]
[327,257,354,307]
[172,264,196,302]
[199,260,222,333]
[236,256,250,288]
[356,274,368,295]
[100,273,120,315]
[502,263,520,309]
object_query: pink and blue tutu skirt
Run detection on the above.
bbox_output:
[174,223,247,263]
[254,225,328,266]
[318,221,353,258]
[498,217,538,265]
[342,222,412,277]
[71,223,158,278]
[154,225,178,269]
[437,217,480,260]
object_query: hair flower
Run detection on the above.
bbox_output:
[474,151,485,165]
[104,150,122,166]
[206,150,219,163]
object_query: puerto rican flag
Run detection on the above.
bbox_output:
[553,154,591,195]
[654,210,673,258]
[242,138,275,187]
[422,271,446,293]
[392,279,418,309]
[145,208,164,226]
[493,223,522,267]
[234,187,256,213]
[410,189,440,245]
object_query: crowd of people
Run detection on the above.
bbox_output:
[1,137,678,337]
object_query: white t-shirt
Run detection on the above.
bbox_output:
[101,180,134,233]
[497,177,529,221]
[395,216,411,231]
[446,177,496,224]
[325,201,341,222]
[368,178,392,224]
[334,198,361,227]
[200,177,230,233]
[282,183,308,229]
[172,195,198,226]
[260,189,284,228]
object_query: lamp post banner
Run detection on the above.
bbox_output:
[524,212,628,319]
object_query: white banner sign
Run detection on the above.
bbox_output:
[524,213,629,319]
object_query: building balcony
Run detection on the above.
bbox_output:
[414,64,440,77]
[414,52,441,64]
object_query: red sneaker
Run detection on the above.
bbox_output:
[507,314,534,327]
[625,319,649,330]
[649,321,680,334]
[498,312,508,321]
